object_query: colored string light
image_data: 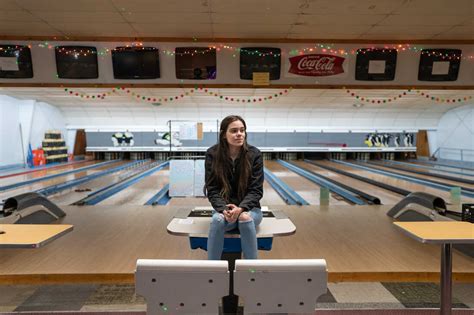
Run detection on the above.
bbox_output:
[63,86,293,104]
[345,88,409,104]
[63,88,109,99]
[15,41,472,60]
[412,89,473,103]
[63,86,472,105]
[196,86,291,103]
[111,86,190,103]
[345,88,474,104]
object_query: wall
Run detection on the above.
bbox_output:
[427,130,438,156]
[85,130,417,152]
[434,104,474,162]
[0,96,67,166]
[0,96,23,166]
[0,41,473,87]
[29,102,67,151]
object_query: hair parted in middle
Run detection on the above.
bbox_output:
[205,115,251,202]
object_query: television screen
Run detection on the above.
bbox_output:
[55,46,98,79]
[418,49,461,81]
[112,47,160,79]
[175,47,216,80]
[355,48,397,81]
[240,47,281,80]
[0,45,33,78]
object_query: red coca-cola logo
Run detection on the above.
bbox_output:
[288,54,345,76]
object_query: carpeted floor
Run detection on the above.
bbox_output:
[0,282,472,313]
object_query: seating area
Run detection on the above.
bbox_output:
[135,259,328,314]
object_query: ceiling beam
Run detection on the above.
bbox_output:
[0,36,473,45]
[1,83,473,90]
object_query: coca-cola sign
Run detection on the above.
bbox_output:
[288,54,345,76]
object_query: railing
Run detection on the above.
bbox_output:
[431,147,474,163]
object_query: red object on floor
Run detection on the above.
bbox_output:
[32,149,45,166]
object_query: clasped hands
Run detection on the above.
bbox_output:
[223,204,244,223]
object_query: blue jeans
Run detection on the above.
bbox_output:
[207,208,263,260]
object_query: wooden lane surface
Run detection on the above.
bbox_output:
[100,168,169,206]
[323,160,474,205]
[168,197,212,207]
[0,205,472,284]
[0,160,103,187]
[160,170,286,207]
[296,161,401,205]
[390,161,474,179]
[0,160,96,186]
[50,161,150,205]
[265,160,348,205]
[49,164,139,205]
[364,162,474,189]
[261,180,287,206]
[409,160,474,176]
[74,162,286,207]
[0,161,127,203]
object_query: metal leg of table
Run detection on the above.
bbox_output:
[222,252,241,315]
[440,243,452,315]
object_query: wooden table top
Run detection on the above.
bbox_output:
[0,224,74,248]
[394,222,474,244]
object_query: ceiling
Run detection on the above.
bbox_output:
[0,0,472,124]
[1,86,471,111]
[0,0,472,40]
[1,87,467,129]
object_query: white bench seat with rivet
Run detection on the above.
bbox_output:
[135,259,229,315]
[234,259,327,314]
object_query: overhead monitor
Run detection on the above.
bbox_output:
[0,45,33,78]
[175,47,216,80]
[112,46,160,79]
[240,47,281,80]
[418,49,462,81]
[55,46,99,79]
[355,48,397,81]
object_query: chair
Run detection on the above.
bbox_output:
[234,259,327,314]
[135,259,228,314]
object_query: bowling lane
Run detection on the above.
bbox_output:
[321,160,474,204]
[96,167,169,206]
[168,196,212,207]
[49,161,151,205]
[363,162,474,189]
[0,159,92,177]
[296,161,401,205]
[265,160,348,205]
[261,180,287,206]
[83,159,287,207]
[374,161,474,181]
[0,160,105,186]
[166,176,287,207]
[0,161,126,203]
[403,160,474,177]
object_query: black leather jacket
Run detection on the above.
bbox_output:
[205,144,263,212]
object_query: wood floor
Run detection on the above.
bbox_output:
[0,205,472,284]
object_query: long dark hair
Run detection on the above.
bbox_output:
[206,115,251,202]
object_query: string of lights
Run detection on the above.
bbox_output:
[345,89,409,103]
[412,89,473,103]
[62,86,292,104]
[63,88,109,99]
[16,41,471,60]
[345,88,473,104]
[62,86,472,105]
